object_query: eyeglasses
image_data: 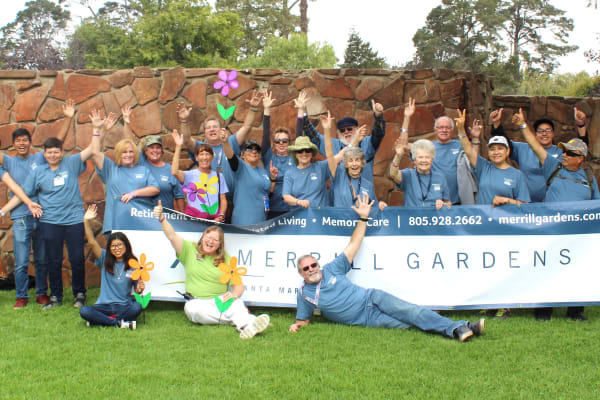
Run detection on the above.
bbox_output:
[274,139,289,144]
[339,127,355,133]
[302,262,319,272]
[563,150,583,157]
[244,148,259,154]
[204,237,220,244]
[536,129,553,134]
[110,243,125,249]
[436,125,452,130]
[296,148,312,154]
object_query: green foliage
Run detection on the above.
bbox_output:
[67,0,243,69]
[240,33,337,69]
[2,289,600,399]
[517,71,600,97]
[340,28,388,69]
[0,0,71,69]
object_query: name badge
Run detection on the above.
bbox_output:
[53,175,65,187]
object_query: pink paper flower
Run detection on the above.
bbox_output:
[213,69,239,97]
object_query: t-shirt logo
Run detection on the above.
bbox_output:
[452,149,459,155]
[432,184,441,191]
[552,153,559,158]
[160,175,168,182]
[31,162,38,170]
[503,178,513,187]
[327,276,336,286]
[310,173,318,181]
[135,173,144,179]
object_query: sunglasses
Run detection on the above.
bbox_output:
[563,150,583,157]
[302,262,319,272]
[296,148,312,154]
[536,129,553,134]
[244,147,259,153]
[274,139,289,144]
[339,127,355,133]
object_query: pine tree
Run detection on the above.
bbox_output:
[341,28,387,69]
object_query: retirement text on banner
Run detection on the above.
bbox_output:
[113,200,600,310]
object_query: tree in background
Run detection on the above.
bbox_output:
[341,28,387,69]
[240,33,336,69]
[0,0,71,70]
[517,71,600,97]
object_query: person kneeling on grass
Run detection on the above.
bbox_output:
[288,194,485,342]
[80,205,144,330]
[153,200,270,339]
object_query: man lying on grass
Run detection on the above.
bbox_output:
[288,193,485,342]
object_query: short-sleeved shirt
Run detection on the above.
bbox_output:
[95,249,135,305]
[473,155,530,205]
[231,157,270,226]
[193,137,241,195]
[138,152,184,210]
[511,141,562,202]
[3,152,46,219]
[331,164,377,208]
[397,168,449,208]
[542,155,600,202]
[432,140,463,204]
[96,157,159,233]
[318,136,377,181]
[23,154,86,225]
[263,150,294,212]
[296,253,369,326]
[183,169,228,218]
[176,240,230,299]
[283,160,331,210]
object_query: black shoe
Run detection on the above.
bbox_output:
[453,325,474,342]
[568,313,587,322]
[42,296,62,310]
[468,318,485,336]
[73,292,86,308]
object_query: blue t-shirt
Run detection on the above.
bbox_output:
[331,163,377,208]
[397,168,449,208]
[318,136,377,181]
[95,249,135,305]
[432,140,462,204]
[282,160,331,210]
[193,137,241,196]
[23,154,85,225]
[138,152,184,210]
[473,155,531,205]
[96,157,159,233]
[542,155,600,202]
[3,152,46,219]
[511,141,562,202]
[263,150,294,212]
[231,156,270,226]
[296,253,369,326]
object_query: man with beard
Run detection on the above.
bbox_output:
[288,194,485,342]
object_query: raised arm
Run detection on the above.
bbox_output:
[399,97,415,145]
[261,91,275,157]
[154,200,183,254]
[121,105,136,143]
[57,99,75,142]
[171,130,185,183]
[512,108,547,165]
[234,90,262,146]
[320,111,339,177]
[369,100,386,150]
[343,193,374,264]
[83,204,102,259]
[175,102,195,154]
[574,107,589,145]
[87,109,109,167]
[456,109,477,167]
[389,136,408,184]
[295,91,321,148]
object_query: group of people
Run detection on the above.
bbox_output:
[0,88,593,338]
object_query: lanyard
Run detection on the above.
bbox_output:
[416,170,432,206]
[300,280,321,306]
[346,171,361,202]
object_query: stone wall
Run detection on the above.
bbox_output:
[0,66,545,287]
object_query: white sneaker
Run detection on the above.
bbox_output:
[119,320,137,330]
[239,314,270,339]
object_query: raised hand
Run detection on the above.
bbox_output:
[468,119,483,139]
[356,124,368,141]
[404,97,416,118]
[218,128,229,144]
[262,91,276,110]
[371,99,384,117]
[246,90,262,108]
[153,199,163,220]
[574,107,586,125]
[490,108,503,128]
[176,102,191,121]
[172,129,184,147]
[511,108,526,127]
[352,192,374,218]
[63,99,75,119]
[454,109,466,131]
[104,112,118,131]
[319,110,334,130]
[89,109,105,130]
[270,161,278,181]
[294,90,308,111]
[393,136,408,156]
[84,204,97,221]
[122,105,132,124]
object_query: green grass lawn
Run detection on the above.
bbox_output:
[1,288,599,399]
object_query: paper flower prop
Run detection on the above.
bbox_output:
[129,254,154,282]
[213,69,239,97]
[218,256,247,285]
[182,183,206,203]
[134,292,151,309]
[216,103,235,120]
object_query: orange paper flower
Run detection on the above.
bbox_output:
[218,256,247,285]
[128,253,154,282]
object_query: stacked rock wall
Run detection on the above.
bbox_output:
[0,66,592,287]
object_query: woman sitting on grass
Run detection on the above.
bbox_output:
[79,205,144,329]
[153,200,270,339]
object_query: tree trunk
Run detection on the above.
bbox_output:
[300,0,308,33]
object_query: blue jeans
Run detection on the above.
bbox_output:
[12,216,48,299]
[39,222,85,300]
[365,289,466,338]
[80,302,142,326]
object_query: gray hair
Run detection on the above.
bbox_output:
[411,139,436,159]
[434,116,454,130]
[297,254,314,272]
[343,146,366,169]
